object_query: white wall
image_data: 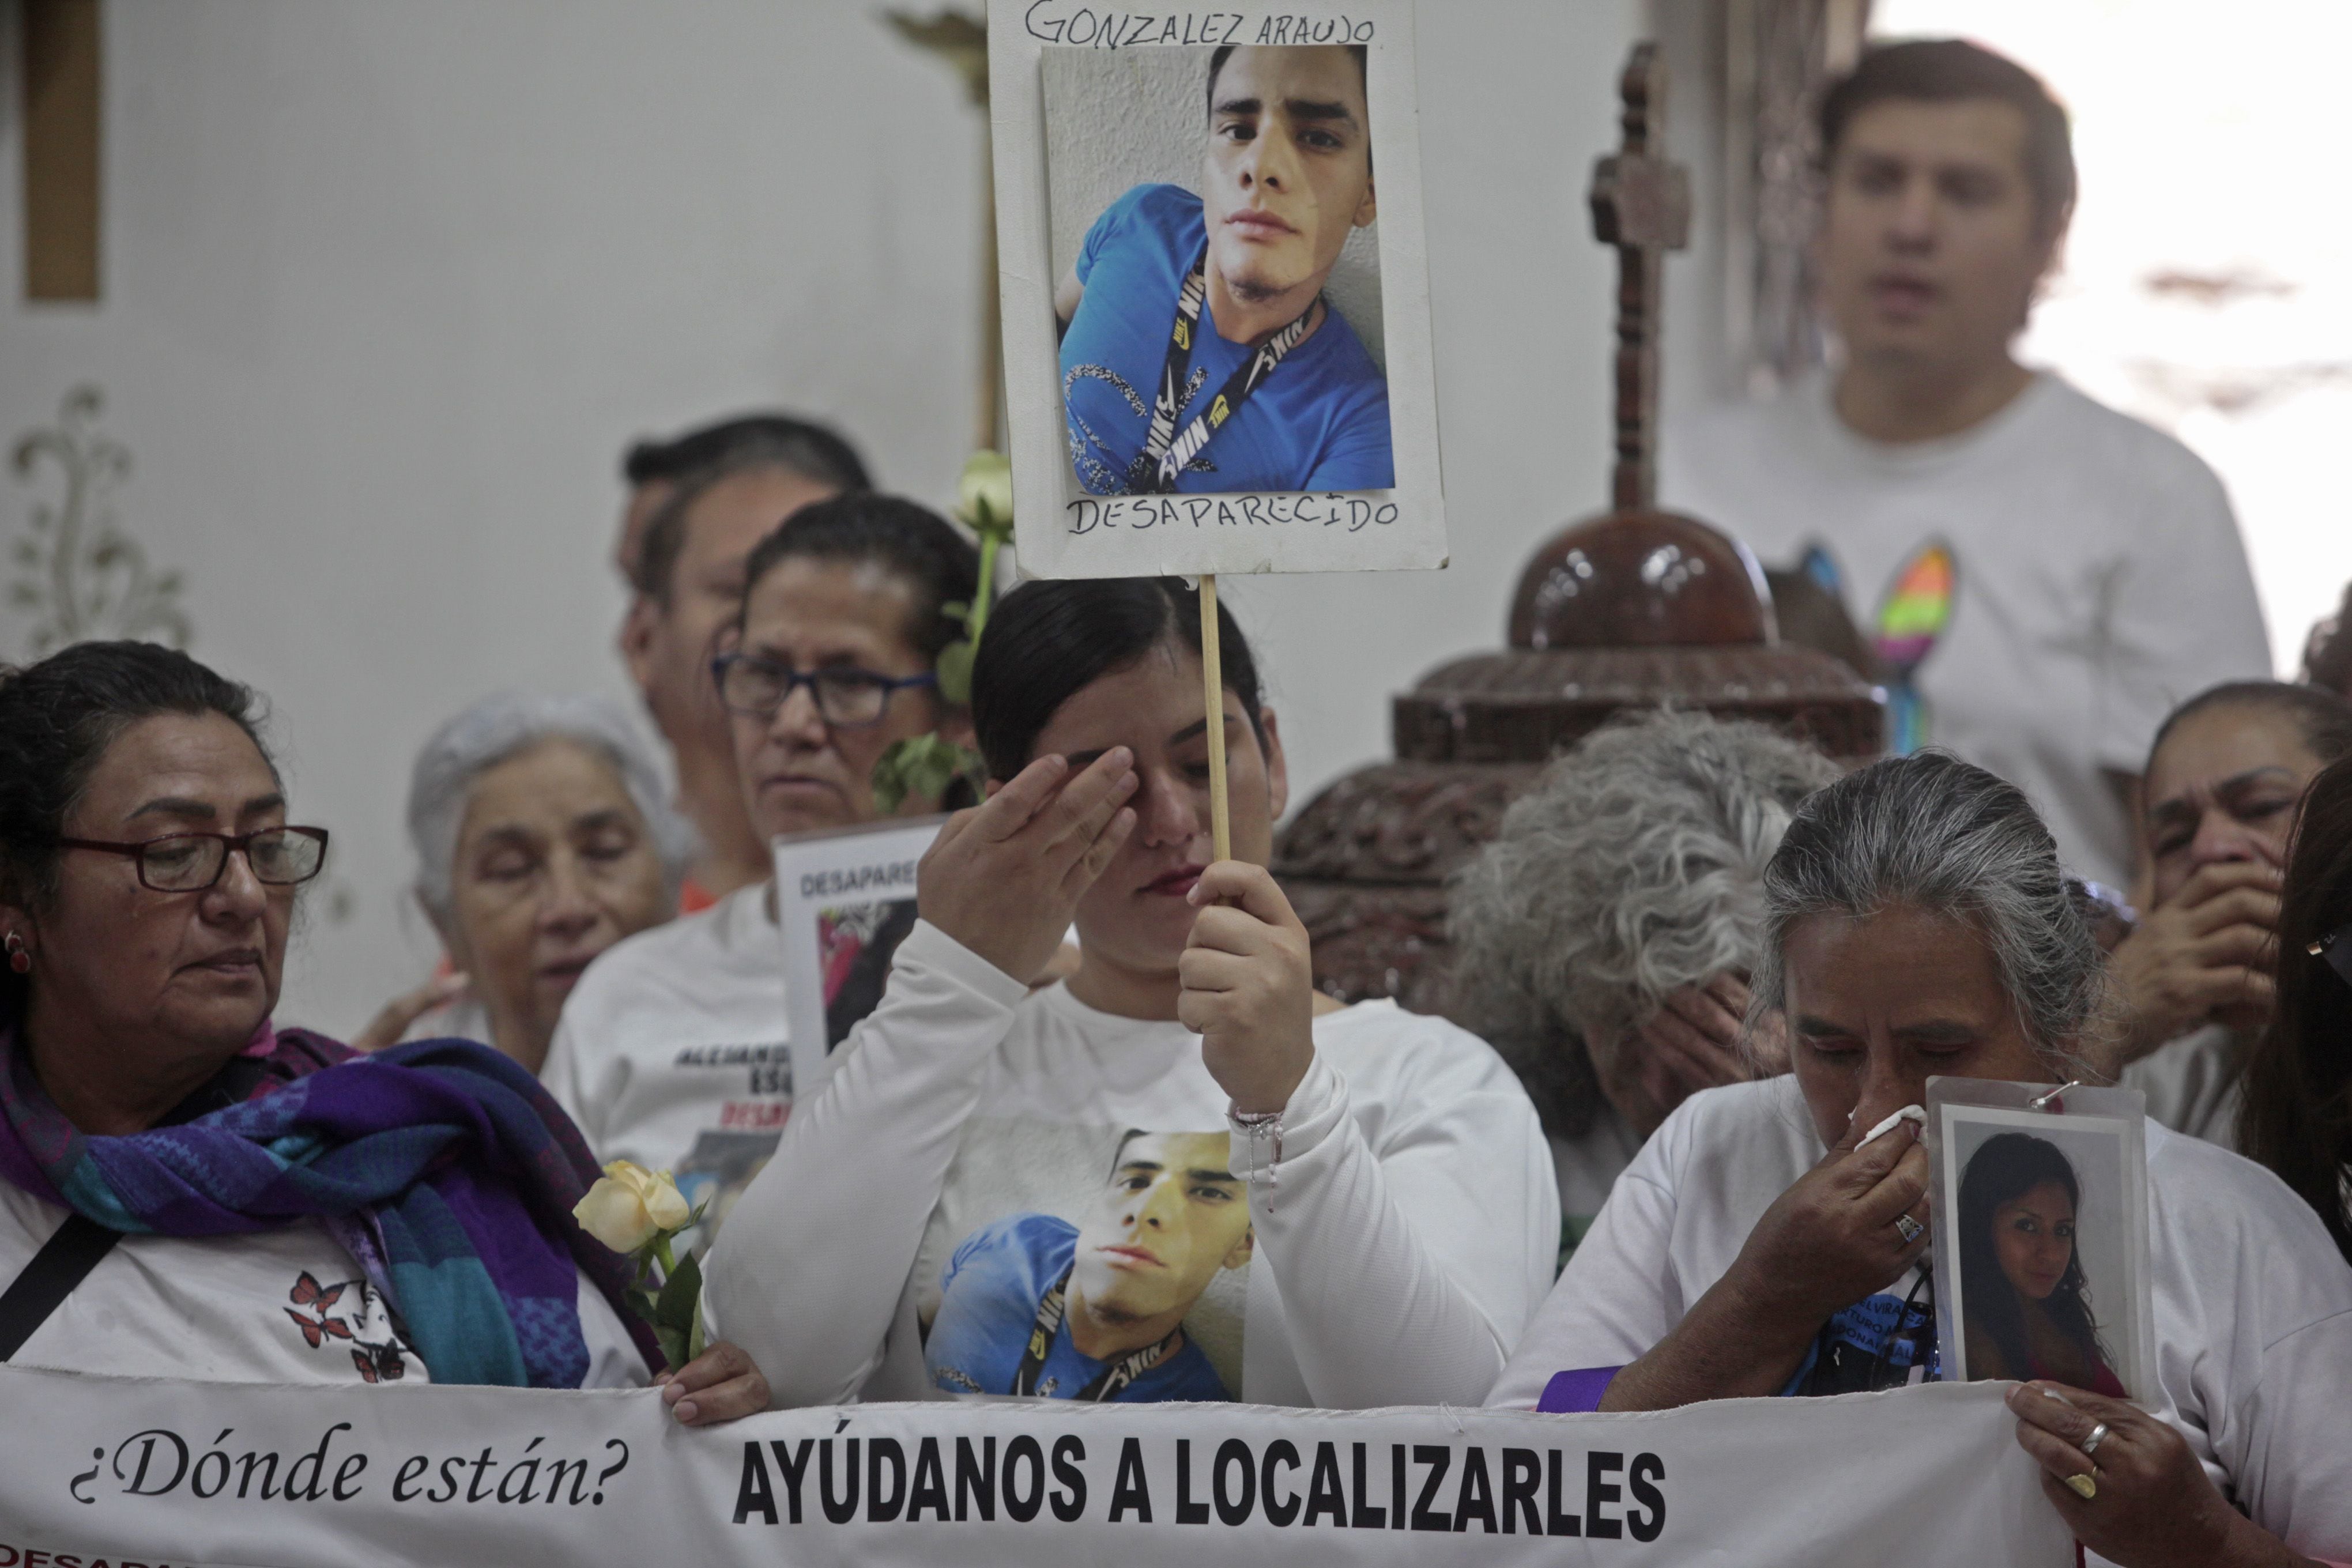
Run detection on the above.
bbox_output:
[1,0,1681,1037]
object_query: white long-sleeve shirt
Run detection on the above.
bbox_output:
[704,919,1556,1410]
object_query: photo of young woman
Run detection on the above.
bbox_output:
[1957,1131,2126,1396]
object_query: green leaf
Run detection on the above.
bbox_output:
[656,1325,691,1375]
[935,638,975,706]
[654,1248,703,1339]
[872,732,984,813]
[625,1286,658,1325]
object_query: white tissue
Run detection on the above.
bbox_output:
[1856,1104,1927,1148]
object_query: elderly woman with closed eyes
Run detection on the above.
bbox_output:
[1491,751,2352,1568]
[0,641,763,1420]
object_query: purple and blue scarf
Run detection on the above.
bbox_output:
[0,1018,660,1388]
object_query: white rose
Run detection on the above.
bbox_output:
[642,1167,692,1232]
[955,449,1014,532]
[572,1160,688,1254]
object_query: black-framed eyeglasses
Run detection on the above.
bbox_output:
[58,827,331,892]
[711,653,936,729]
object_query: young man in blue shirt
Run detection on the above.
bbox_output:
[924,1130,1253,1401]
[1056,44,1392,495]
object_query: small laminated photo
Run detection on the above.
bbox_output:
[1927,1084,2154,1401]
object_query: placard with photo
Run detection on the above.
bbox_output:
[990,0,1446,579]
[1924,1077,2156,1403]
[774,816,947,1097]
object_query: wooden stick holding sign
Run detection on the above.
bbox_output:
[1198,575,1231,862]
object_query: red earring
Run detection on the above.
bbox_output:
[5,934,27,974]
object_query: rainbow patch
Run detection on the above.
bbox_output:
[1875,542,1955,673]
[1874,542,1957,755]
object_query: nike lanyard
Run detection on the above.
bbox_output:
[1012,1264,1184,1401]
[1132,242,1318,494]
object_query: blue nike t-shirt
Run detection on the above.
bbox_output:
[1061,183,1394,495]
[924,1213,1232,1403]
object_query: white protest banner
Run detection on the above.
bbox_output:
[1,1365,2071,1567]
[773,817,947,1098]
[990,0,1447,580]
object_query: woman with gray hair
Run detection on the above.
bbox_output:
[357,693,691,1072]
[1448,711,1838,1248]
[1490,752,2352,1567]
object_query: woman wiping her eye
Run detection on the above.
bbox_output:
[704,578,1555,1409]
[1488,751,2352,1568]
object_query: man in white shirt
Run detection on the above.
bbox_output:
[1663,39,2269,889]
[548,496,979,1236]
[617,419,871,909]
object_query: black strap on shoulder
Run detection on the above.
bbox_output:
[0,1213,122,1361]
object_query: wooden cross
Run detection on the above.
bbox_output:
[1588,43,1690,512]
[21,0,103,301]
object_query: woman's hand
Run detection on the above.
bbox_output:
[655,1340,770,1425]
[2006,1383,2310,1567]
[1724,1110,1930,1333]
[1637,974,1778,1109]
[2109,861,2280,1062]
[1179,862,1316,1115]
[916,749,1137,983]
[1599,1112,1930,1412]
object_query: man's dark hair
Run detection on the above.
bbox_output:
[973,578,1265,785]
[0,641,272,951]
[737,494,980,672]
[622,413,869,492]
[2147,680,2352,778]
[632,426,873,603]
[2302,581,2352,699]
[1819,39,2076,233]
[1205,43,1370,125]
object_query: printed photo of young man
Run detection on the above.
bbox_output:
[1055,44,1393,496]
[924,1130,1253,1401]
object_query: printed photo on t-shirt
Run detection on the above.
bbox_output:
[913,1118,1249,1403]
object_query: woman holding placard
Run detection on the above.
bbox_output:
[1490,752,2352,1568]
[704,577,1556,1409]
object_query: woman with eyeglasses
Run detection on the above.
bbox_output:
[0,640,767,1418]
[542,494,981,1246]
[1489,752,2352,1568]
[2241,751,2352,1269]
